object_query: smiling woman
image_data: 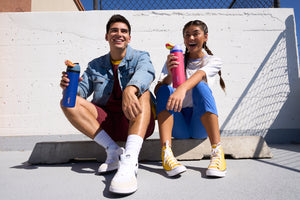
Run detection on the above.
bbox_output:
[155,19,227,178]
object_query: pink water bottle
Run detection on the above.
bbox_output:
[166,43,186,88]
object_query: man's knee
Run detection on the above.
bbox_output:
[138,90,151,103]
[60,96,83,113]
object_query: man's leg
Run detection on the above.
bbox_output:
[61,96,100,138]
[60,96,120,173]
[109,90,153,194]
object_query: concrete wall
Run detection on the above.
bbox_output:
[0,9,299,148]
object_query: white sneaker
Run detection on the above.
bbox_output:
[98,146,122,174]
[109,149,138,194]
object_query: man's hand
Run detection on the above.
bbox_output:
[60,72,83,90]
[122,86,142,121]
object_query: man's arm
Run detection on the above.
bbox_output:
[126,51,155,96]
[122,85,142,121]
[122,51,155,120]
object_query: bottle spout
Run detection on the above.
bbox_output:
[165,43,175,50]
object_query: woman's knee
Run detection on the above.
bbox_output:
[192,82,210,97]
[156,85,174,115]
[156,84,173,99]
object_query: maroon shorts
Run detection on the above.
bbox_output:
[94,104,155,141]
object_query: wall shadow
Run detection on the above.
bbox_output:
[266,15,300,144]
[221,15,299,145]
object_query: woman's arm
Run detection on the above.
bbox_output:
[167,70,206,112]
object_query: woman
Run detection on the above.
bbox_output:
[155,20,226,177]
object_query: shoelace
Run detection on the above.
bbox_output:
[163,147,178,168]
[209,147,222,168]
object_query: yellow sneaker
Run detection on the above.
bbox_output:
[206,143,227,177]
[162,140,186,177]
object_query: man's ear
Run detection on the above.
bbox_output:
[105,34,108,41]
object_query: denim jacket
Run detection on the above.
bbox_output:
[78,45,155,106]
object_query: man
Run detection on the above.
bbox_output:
[60,14,155,194]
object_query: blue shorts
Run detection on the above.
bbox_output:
[156,82,218,139]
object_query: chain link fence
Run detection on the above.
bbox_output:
[86,0,280,10]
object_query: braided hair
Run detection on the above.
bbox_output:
[183,20,225,92]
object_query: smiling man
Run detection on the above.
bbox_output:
[60,14,155,194]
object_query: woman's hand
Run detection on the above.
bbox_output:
[166,86,187,112]
[166,53,179,75]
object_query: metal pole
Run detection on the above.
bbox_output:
[274,0,280,8]
[228,0,237,9]
[93,0,99,10]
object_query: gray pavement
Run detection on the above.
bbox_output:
[0,144,299,200]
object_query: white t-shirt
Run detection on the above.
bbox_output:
[158,55,223,108]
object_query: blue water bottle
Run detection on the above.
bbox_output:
[62,61,80,107]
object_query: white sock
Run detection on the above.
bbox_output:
[94,129,119,150]
[125,134,143,161]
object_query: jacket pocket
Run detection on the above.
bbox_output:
[93,75,108,92]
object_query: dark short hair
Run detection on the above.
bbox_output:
[106,14,131,35]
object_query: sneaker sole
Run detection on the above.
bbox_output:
[109,185,137,194]
[206,168,227,177]
[98,163,119,174]
[166,165,187,177]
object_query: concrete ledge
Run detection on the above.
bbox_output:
[28,136,272,164]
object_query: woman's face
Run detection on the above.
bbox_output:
[183,25,208,58]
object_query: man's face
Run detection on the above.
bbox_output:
[105,22,131,51]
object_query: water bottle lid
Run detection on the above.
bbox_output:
[67,63,80,72]
[170,44,183,53]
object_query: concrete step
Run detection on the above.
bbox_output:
[28,136,272,164]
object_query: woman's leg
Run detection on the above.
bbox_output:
[201,112,220,145]
[157,85,190,145]
[156,85,174,146]
[156,85,187,176]
[191,82,219,142]
[191,82,226,177]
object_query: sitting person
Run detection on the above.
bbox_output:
[155,20,227,178]
[60,14,155,194]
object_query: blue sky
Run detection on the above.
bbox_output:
[281,0,300,56]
